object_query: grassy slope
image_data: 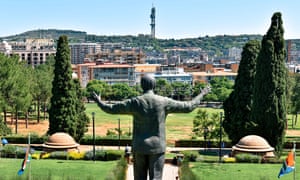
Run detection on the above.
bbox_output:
[0,158,116,180]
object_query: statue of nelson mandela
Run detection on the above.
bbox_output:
[93,74,209,180]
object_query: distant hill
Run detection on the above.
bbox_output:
[0,29,87,42]
[1,29,300,58]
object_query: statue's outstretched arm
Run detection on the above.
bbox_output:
[191,85,211,105]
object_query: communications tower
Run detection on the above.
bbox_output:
[150,6,155,38]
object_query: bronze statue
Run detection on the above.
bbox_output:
[93,74,209,180]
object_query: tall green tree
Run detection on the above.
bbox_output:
[251,12,287,154]
[12,64,33,133]
[290,74,300,126]
[72,79,90,141]
[0,54,20,123]
[0,54,20,134]
[223,40,261,144]
[0,53,32,134]
[32,57,54,122]
[290,74,300,113]
[48,36,77,137]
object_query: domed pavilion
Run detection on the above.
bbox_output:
[42,132,79,152]
[232,135,275,158]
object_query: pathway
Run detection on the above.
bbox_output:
[126,163,179,180]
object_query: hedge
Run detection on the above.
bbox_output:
[3,134,300,149]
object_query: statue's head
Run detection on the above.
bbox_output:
[141,74,156,92]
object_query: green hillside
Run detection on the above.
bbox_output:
[1,29,300,58]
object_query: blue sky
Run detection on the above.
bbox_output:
[1,0,299,39]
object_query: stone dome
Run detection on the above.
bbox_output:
[42,132,79,149]
[232,135,275,157]
[232,135,274,152]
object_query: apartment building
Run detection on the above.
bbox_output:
[2,39,56,66]
[134,63,161,85]
[90,63,136,86]
[87,47,145,65]
[69,43,101,64]
[154,65,193,84]
[191,69,237,84]
[75,62,95,87]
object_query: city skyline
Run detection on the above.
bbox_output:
[1,0,299,39]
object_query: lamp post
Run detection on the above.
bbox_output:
[118,118,120,150]
[204,127,208,151]
[219,112,223,163]
[92,112,95,162]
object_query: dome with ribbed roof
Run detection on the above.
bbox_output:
[232,135,275,157]
[42,132,79,149]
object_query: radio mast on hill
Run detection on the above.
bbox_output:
[150,5,155,38]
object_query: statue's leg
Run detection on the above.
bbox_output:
[148,152,165,180]
[133,153,148,180]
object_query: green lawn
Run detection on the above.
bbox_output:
[0,158,117,180]
[191,156,300,180]
[85,103,222,125]
[85,103,223,141]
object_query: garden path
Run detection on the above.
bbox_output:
[126,163,179,180]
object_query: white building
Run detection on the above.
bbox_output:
[0,41,12,55]
[5,39,56,66]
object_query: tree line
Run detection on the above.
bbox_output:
[85,78,233,102]
[223,12,288,155]
[0,53,54,134]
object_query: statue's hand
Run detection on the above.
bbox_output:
[201,85,211,96]
[92,91,101,102]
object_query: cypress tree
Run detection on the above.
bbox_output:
[72,78,90,141]
[251,12,287,154]
[48,36,77,136]
[223,40,260,144]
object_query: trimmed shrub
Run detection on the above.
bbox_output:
[15,147,27,158]
[0,145,35,158]
[49,151,68,160]
[235,153,262,163]
[1,144,17,157]
[84,150,123,161]
[79,135,132,146]
[1,144,17,154]
[261,157,282,164]
[84,150,107,161]
[182,150,199,162]
[3,134,46,144]
[106,150,123,161]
